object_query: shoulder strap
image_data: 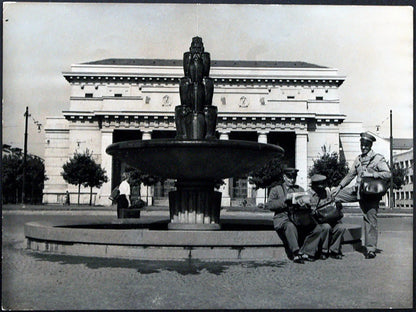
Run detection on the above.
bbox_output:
[365,153,379,169]
[279,184,287,199]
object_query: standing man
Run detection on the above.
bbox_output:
[332,132,391,259]
[308,174,346,259]
[117,172,131,218]
[258,167,322,263]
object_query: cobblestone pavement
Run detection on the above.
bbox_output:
[2,213,413,310]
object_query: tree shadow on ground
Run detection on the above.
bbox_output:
[29,251,287,276]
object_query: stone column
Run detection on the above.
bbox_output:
[255,131,268,205]
[295,130,308,190]
[141,131,152,205]
[219,131,231,206]
[98,129,114,206]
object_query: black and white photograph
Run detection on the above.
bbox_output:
[2,2,413,310]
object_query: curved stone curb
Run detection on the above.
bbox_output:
[24,217,361,261]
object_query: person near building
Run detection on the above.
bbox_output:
[308,174,346,259]
[117,172,131,218]
[64,190,70,205]
[258,167,323,263]
[332,132,391,259]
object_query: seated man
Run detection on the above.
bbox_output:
[258,168,323,263]
[308,174,346,259]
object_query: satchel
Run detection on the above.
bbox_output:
[288,195,314,227]
[359,154,389,196]
[360,177,388,196]
[109,186,120,202]
[313,201,343,224]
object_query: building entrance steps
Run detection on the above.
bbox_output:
[24,215,361,261]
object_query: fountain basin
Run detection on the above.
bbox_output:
[24,216,362,261]
[106,139,284,180]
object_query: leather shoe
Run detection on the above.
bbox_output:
[319,253,329,260]
[330,253,343,260]
[293,255,304,263]
[366,251,376,259]
[301,254,315,262]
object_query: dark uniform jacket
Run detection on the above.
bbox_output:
[265,183,304,228]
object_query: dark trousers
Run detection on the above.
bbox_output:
[117,194,129,218]
[274,215,322,258]
[320,221,347,254]
[335,186,380,252]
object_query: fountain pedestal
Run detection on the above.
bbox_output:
[168,180,221,230]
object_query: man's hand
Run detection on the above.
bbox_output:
[331,185,342,198]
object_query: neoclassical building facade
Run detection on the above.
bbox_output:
[43,59,362,206]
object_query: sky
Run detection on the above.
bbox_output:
[2,3,413,157]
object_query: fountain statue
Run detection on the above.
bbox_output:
[176,36,217,140]
[106,37,284,230]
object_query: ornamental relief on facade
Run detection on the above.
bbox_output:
[162,95,172,107]
[239,96,249,108]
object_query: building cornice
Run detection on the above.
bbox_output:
[62,111,346,131]
[62,72,345,87]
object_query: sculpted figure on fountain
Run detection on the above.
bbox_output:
[176,36,217,140]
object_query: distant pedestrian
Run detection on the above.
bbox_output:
[117,172,131,218]
[64,191,70,205]
[332,132,391,259]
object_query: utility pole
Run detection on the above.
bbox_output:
[389,109,394,209]
[22,106,29,204]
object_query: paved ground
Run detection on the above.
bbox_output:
[1,209,414,310]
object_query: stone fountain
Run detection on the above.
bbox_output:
[106,37,284,230]
[24,37,362,260]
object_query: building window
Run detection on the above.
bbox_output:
[405,160,409,168]
[411,191,413,200]
[315,96,323,100]
[287,96,295,99]
[114,93,122,97]
[85,93,93,98]
[410,175,413,183]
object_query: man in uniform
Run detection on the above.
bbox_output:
[308,174,346,259]
[258,167,322,263]
[332,132,391,259]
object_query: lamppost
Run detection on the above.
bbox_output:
[21,106,42,204]
[389,109,394,209]
[22,107,29,204]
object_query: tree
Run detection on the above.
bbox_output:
[249,156,286,202]
[391,165,407,190]
[83,162,108,206]
[62,149,107,205]
[26,155,48,204]
[309,147,349,187]
[2,152,47,204]
[125,166,162,205]
[2,153,22,203]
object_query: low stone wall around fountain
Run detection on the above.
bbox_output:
[24,217,362,261]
